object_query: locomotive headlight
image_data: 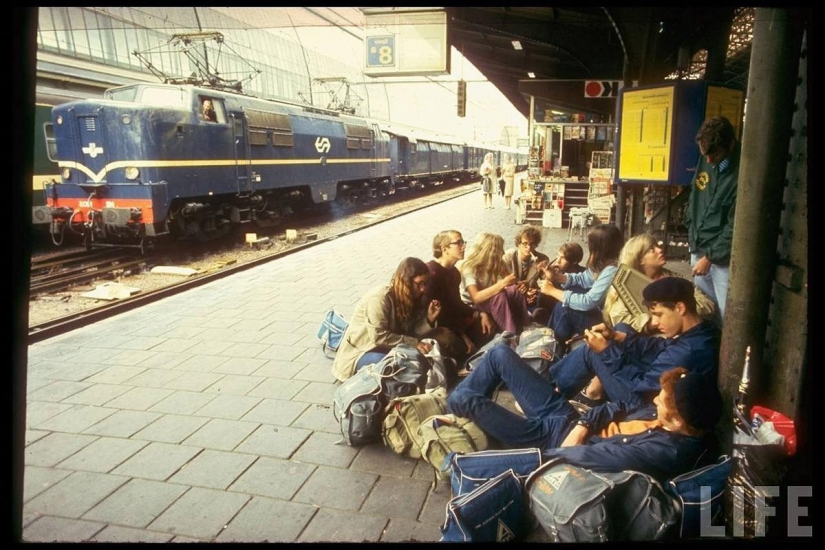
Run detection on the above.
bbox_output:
[121,114,132,125]
[61,167,71,180]
[56,115,63,125]
[124,166,140,180]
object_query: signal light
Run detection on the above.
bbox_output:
[457,80,467,117]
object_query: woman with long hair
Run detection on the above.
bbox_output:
[458,232,530,334]
[331,257,442,382]
[425,230,495,360]
[539,223,624,345]
[603,234,716,331]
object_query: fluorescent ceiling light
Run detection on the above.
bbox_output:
[527,72,536,78]
[511,40,523,50]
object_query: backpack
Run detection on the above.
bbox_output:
[417,414,490,480]
[446,447,543,497]
[381,387,449,459]
[515,326,560,375]
[463,331,517,372]
[375,343,430,399]
[526,459,680,542]
[332,363,387,446]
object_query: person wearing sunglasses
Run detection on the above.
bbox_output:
[502,225,551,311]
[426,231,495,359]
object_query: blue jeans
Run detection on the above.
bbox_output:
[547,343,637,403]
[447,345,578,450]
[355,349,388,372]
[547,301,605,344]
[691,252,729,323]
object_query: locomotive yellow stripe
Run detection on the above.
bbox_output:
[57,157,392,184]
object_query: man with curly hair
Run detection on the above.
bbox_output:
[684,116,740,324]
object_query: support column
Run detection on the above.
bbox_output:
[719,8,805,442]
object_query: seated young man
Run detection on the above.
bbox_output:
[447,345,722,483]
[548,276,720,410]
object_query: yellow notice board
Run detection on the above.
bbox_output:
[618,86,675,182]
[706,86,745,139]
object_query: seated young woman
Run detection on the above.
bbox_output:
[538,223,624,345]
[458,232,531,335]
[331,257,441,382]
[603,233,717,332]
[425,230,495,362]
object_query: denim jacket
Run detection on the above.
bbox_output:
[542,400,709,483]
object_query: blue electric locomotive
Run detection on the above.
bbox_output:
[40,82,392,248]
[37,81,507,249]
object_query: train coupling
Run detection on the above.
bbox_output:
[32,205,73,225]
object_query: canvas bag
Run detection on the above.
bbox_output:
[317,309,348,357]
[440,469,529,542]
[381,387,449,459]
[463,331,517,372]
[515,326,560,374]
[375,343,430,400]
[446,447,543,497]
[331,363,387,446]
[667,454,732,539]
[417,414,490,480]
[526,459,680,542]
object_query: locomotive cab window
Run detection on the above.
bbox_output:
[43,122,57,162]
[199,97,224,124]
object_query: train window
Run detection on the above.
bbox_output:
[43,123,58,162]
[104,86,138,102]
[139,86,188,109]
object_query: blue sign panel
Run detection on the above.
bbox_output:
[367,36,396,68]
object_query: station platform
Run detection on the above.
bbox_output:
[23,188,690,542]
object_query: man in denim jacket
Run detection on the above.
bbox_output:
[548,276,720,410]
[447,346,721,483]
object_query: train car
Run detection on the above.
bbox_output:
[38,82,394,249]
[378,122,473,189]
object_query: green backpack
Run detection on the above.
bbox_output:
[417,414,490,480]
[382,387,449,459]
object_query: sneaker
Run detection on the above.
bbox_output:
[568,389,606,414]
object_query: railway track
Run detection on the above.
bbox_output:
[30,249,145,296]
[28,182,480,343]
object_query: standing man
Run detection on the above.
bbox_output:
[684,116,740,324]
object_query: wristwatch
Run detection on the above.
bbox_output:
[576,418,591,429]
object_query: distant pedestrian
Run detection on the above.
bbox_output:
[479,153,495,209]
[502,155,516,209]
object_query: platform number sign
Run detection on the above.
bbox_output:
[367,36,396,68]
